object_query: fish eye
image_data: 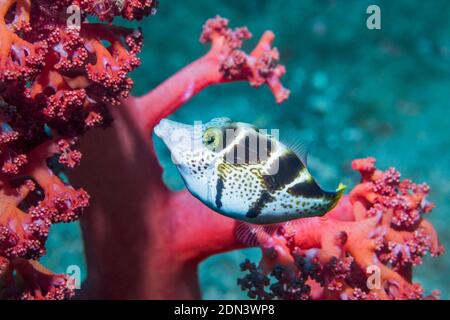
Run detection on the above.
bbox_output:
[203,127,222,151]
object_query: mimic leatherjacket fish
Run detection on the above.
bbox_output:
[154,117,346,230]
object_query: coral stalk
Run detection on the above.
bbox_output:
[136,16,290,133]
[73,15,289,299]
[238,158,443,300]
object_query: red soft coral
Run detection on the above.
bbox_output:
[0,0,47,83]
[79,0,158,22]
[72,15,289,299]
[0,258,75,299]
[0,0,155,299]
[238,158,443,300]
[200,16,290,103]
[136,15,290,132]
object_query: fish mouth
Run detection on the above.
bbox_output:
[153,119,194,162]
[154,118,192,140]
[153,119,169,138]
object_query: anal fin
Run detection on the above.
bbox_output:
[235,221,279,247]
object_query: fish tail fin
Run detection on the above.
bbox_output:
[336,182,347,194]
[235,222,279,247]
[328,182,347,210]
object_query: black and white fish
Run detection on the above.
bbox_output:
[154,117,346,231]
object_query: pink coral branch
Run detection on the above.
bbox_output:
[0,258,75,299]
[135,16,290,134]
[238,158,443,300]
[71,16,291,299]
[72,65,246,299]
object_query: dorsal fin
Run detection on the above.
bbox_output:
[290,139,311,166]
[278,132,313,166]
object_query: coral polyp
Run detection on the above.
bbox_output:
[238,158,443,300]
[0,0,153,299]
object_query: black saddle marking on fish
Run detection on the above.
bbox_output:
[215,177,225,208]
[246,190,275,218]
[287,180,328,199]
[256,133,272,162]
[223,129,273,165]
[262,151,304,192]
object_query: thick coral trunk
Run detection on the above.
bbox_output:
[71,16,288,299]
[71,103,237,299]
